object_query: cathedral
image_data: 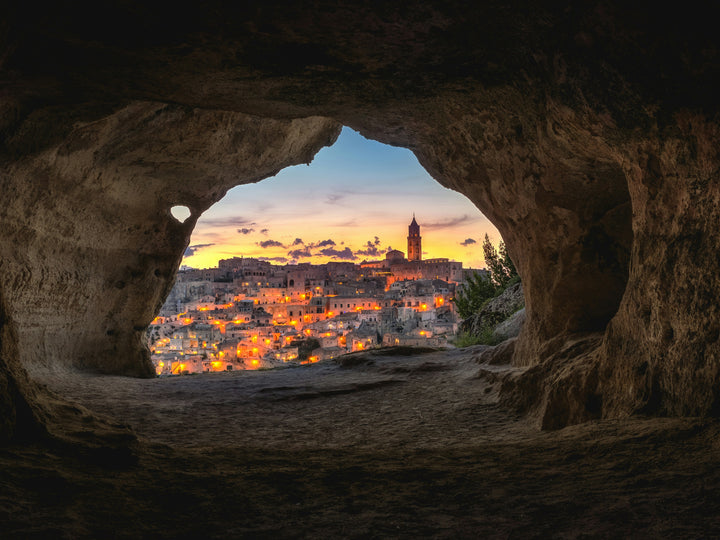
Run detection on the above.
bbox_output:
[360,215,464,284]
[407,214,422,261]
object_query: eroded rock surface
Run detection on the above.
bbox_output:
[462,282,525,339]
[1,1,720,440]
[2,103,339,379]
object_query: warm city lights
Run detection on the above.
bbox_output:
[148,215,476,375]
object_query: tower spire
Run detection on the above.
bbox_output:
[407,214,421,261]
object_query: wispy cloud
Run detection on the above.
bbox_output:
[332,219,358,228]
[257,240,285,249]
[326,193,346,204]
[260,228,269,235]
[423,214,480,230]
[316,239,336,247]
[200,217,256,228]
[292,238,304,246]
[460,238,477,246]
[238,228,255,235]
[184,243,215,257]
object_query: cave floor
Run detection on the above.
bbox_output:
[2,348,720,538]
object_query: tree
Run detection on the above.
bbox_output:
[482,234,518,289]
[453,271,496,319]
[298,338,321,360]
[499,240,518,284]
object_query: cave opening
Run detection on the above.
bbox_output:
[170,205,192,224]
[150,125,501,376]
[27,123,528,456]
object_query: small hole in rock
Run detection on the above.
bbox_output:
[170,205,191,224]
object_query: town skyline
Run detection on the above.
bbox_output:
[181,127,500,270]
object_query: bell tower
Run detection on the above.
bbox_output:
[407,214,421,261]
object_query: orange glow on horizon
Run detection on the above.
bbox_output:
[179,128,497,270]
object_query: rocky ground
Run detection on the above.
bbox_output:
[2,347,719,538]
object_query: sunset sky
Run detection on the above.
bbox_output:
[181,127,500,270]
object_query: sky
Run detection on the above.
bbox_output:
[180,127,500,269]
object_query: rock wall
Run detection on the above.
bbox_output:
[1,103,339,378]
[409,95,633,364]
[2,1,720,439]
[0,102,339,439]
[600,114,720,417]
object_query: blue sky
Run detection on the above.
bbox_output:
[183,127,500,269]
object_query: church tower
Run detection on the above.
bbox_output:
[407,214,422,261]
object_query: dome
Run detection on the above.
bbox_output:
[386,249,405,262]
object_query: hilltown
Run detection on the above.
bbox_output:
[149,218,477,374]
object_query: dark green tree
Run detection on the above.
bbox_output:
[453,271,496,319]
[499,241,518,284]
[482,234,518,288]
[298,338,321,361]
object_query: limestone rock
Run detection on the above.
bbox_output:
[1,1,720,440]
[475,337,517,367]
[494,308,526,342]
[462,282,525,337]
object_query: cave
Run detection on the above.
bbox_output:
[2,2,720,536]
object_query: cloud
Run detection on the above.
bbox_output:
[356,239,382,257]
[260,228,269,235]
[326,193,346,204]
[238,228,255,235]
[183,243,214,257]
[460,238,477,246]
[292,238,304,246]
[317,239,336,247]
[320,247,357,260]
[333,219,358,228]
[200,217,256,228]
[423,214,480,230]
[356,237,383,257]
[288,247,313,259]
[257,240,285,249]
